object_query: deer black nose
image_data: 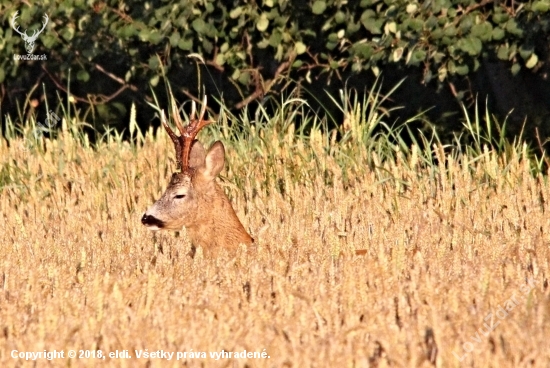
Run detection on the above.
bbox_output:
[141,214,165,228]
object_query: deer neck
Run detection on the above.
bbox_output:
[185,183,253,251]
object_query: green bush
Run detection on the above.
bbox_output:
[1,0,550,134]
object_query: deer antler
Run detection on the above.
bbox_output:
[11,12,48,39]
[30,14,49,41]
[161,95,214,172]
[10,11,26,37]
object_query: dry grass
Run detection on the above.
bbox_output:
[1,125,549,367]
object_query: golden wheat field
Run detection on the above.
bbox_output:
[1,121,550,367]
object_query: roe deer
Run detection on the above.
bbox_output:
[141,96,253,255]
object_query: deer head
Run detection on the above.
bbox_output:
[141,96,253,254]
[11,12,49,54]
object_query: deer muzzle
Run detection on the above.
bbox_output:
[141,213,165,230]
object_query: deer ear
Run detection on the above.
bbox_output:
[201,141,225,182]
[189,140,206,169]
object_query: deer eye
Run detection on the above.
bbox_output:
[174,194,186,199]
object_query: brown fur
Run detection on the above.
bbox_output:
[186,179,252,253]
[142,140,253,255]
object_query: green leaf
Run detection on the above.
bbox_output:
[519,46,533,60]
[353,43,373,59]
[456,64,469,75]
[77,70,90,82]
[459,14,473,33]
[432,0,447,14]
[425,16,438,30]
[170,32,180,47]
[385,21,397,34]
[150,75,160,87]
[177,38,193,50]
[328,33,338,42]
[312,1,327,14]
[257,39,270,49]
[470,22,492,41]
[139,29,149,42]
[268,31,282,47]
[148,56,159,70]
[335,11,346,23]
[326,41,338,50]
[275,44,283,60]
[458,36,482,56]
[491,27,505,41]
[202,39,213,53]
[118,24,136,38]
[295,42,307,55]
[347,21,361,34]
[431,28,443,39]
[423,69,432,83]
[532,1,549,12]
[497,45,509,60]
[360,9,376,21]
[205,23,217,38]
[42,34,56,49]
[447,60,456,74]
[511,63,521,75]
[409,49,426,65]
[408,19,424,31]
[112,102,127,115]
[438,66,447,81]
[61,27,75,42]
[526,53,538,69]
[230,7,243,19]
[492,12,509,24]
[192,18,206,34]
[519,50,533,60]
[433,52,445,63]
[361,17,382,34]
[443,25,457,37]
[215,53,225,66]
[505,19,523,36]
[149,31,162,44]
[256,14,269,31]
[473,58,480,72]
[406,3,417,13]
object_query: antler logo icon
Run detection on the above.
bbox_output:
[11,11,49,54]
